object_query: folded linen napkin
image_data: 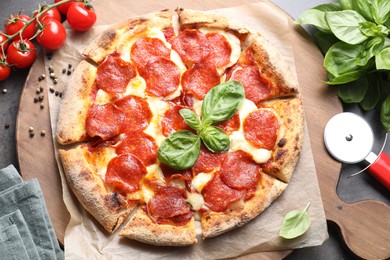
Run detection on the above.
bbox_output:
[0,165,64,260]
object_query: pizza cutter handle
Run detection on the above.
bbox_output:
[369,152,390,190]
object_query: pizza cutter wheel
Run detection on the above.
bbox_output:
[324,112,390,190]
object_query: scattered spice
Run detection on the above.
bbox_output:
[67,70,72,76]
[40,130,46,137]
[38,94,44,102]
[34,96,39,103]
[49,86,55,93]
[40,104,45,110]
[29,126,34,132]
[29,126,35,138]
[2,89,7,94]
[55,90,60,96]
[46,52,53,60]
[38,74,46,81]
[62,68,66,74]
[4,123,10,129]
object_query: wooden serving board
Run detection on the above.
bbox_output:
[16,0,390,259]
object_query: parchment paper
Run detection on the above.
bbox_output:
[47,1,328,259]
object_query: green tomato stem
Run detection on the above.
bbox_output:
[0,0,75,51]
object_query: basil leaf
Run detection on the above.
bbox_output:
[359,22,389,37]
[313,3,341,12]
[158,130,201,170]
[339,0,354,10]
[201,81,245,126]
[327,70,365,85]
[380,95,390,132]
[324,41,365,76]
[200,126,230,153]
[353,0,374,22]
[360,75,381,110]
[279,203,311,239]
[371,0,390,25]
[314,31,339,55]
[179,108,202,132]
[326,10,368,44]
[337,76,369,103]
[376,47,390,70]
[295,9,331,33]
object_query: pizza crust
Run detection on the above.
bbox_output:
[176,8,250,45]
[59,145,136,233]
[201,172,287,238]
[83,9,174,64]
[260,96,305,183]
[119,207,197,246]
[56,60,97,145]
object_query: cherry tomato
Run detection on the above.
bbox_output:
[54,0,75,15]
[37,19,66,51]
[0,55,11,81]
[67,2,96,32]
[7,40,36,69]
[4,15,35,40]
[33,6,61,23]
[0,32,9,51]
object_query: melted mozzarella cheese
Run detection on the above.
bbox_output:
[83,146,117,179]
[124,76,146,98]
[186,192,205,211]
[191,172,213,192]
[140,164,166,203]
[94,89,112,105]
[144,98,170,146]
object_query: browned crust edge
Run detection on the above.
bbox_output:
[82,9,174,64]
[176,8,250,45]
[201,173,287,239]
[119,207,197,246]
[56,60,96,145]
[59,145,135,233]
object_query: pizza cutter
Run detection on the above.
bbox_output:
[324,112,390,190]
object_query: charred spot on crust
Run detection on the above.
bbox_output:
[105,192,127,211]
[79,169,94,181]
[276,150,285,161]
[278,138,287,147]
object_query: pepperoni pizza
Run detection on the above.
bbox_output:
[56,9,304,246]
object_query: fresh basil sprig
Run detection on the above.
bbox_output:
[158,81,245,170]
[279,202,311,239]
[295,0,390,131]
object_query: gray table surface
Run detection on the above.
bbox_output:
[0,0,388,259]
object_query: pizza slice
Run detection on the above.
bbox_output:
[226,33,299,104]
[59,144,137,233]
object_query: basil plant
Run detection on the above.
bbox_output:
[296,0,390,131]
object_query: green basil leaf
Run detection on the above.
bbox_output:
[359,22,389,37]
[324,41,365,76]
[327,70,364,85]
[199,126,230,153]
[339,0,354,10]
[295,9,331,33]
[314,31,339,55]
[313,3,342,12]
[201,81,245,126]
[380,95,390,131]
[279,203,311,239]
[376,47,390,70]
[158,130,201,170]
[337,76,369,103]
[179,108,202,132]
[365,36,385,56]
[353,0,375,22]
[360,75,381,110]
[325,10,368,44]
[371,0,390,24]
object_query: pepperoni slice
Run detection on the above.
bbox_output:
[114,95,152,132]
[205,32,232,68]
[97,53,136,94]
[116,132,158,166]
[105,154,147,194]
[220,150,260,190]
[192,146,226,175]
[243,109,279,150]
[86,104,125,140]
[139,57,180,97]
[215,113,240,135]
[162,26,176,44]
[148,186,190,219]
[181,62,220,100]
[161,104,192,136]
[160,163,192,183]
[227,64,271,104]
[130,36,170,71]
[172,29,210,67]
[202,172,244,212]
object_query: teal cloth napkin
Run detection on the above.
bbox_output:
[0,165,64,260]
[0,224,30,260]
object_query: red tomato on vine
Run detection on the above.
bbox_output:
[37,19,66,51]
[4,14,35,40]
[67,2,96,32]
[7,40,37,69]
